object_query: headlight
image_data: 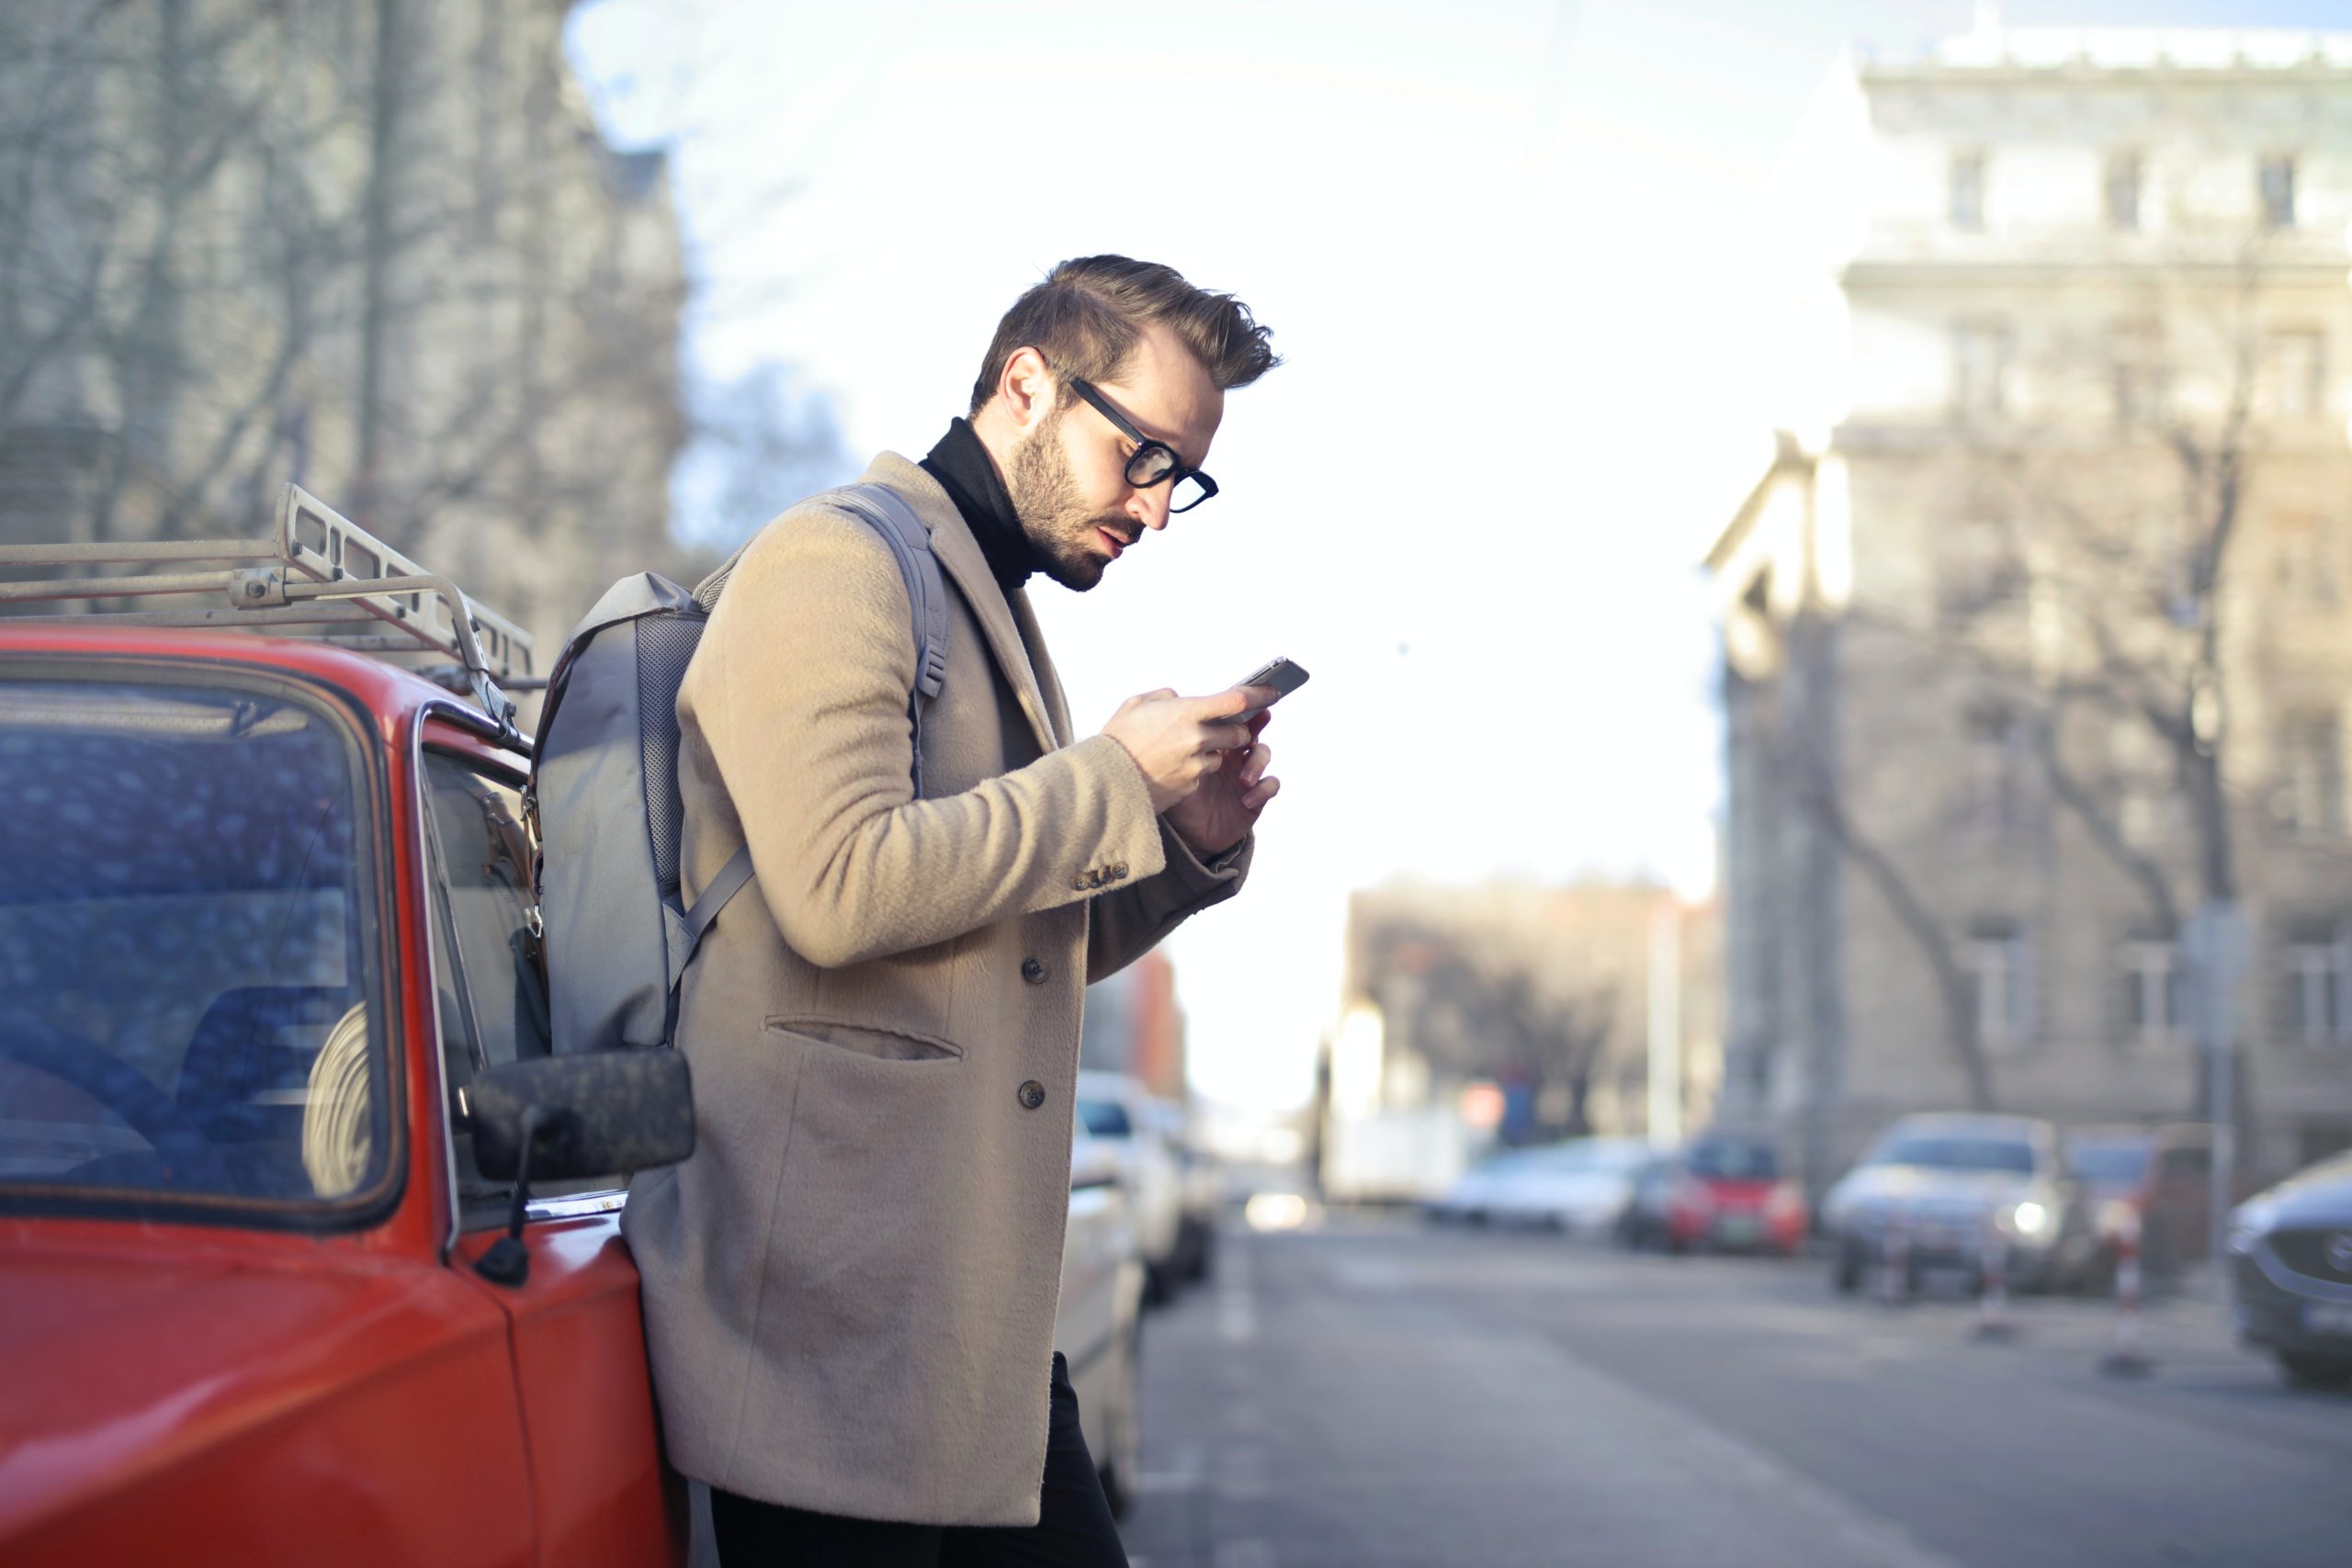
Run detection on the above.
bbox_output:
[1996,1200,2052,1237]
[2227,1198,2277,1256]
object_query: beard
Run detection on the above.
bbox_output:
[1008,408,1125,592]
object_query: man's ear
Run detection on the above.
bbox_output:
[999,346,1056,434]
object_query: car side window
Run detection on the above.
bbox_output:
[422,752,608,1219]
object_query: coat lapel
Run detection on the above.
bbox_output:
[1009,590,1075,748]
[865,454,1058,756]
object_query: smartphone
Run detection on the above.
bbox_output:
[1228,656,1310,727]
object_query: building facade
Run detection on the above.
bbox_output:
[0,0,688,659]
[1710,23,2352,1192]
[1080,950,1188,1102]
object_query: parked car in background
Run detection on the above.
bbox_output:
[1138,1098,1219,1285]
[1623,1134,1805,1256]
[1430,1137,1653,1235]
[1427,1144,1541,1225]
[1823,1113,2081,1294]
[0,495,696,1566]
[2061,1122,2224,1292]
[1075,1070,1187,1301]
[1059,1131,1147,1516]
[2228,1150,2352,1390]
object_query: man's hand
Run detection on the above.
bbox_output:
[1165,706,1279,859]
[1099,686,1278,819]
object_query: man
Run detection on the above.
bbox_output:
[622,255,1283,1565]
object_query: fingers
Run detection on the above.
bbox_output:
[1241,773,1282,811]
[1193,685,1275,721]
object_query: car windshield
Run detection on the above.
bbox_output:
[2068,1140,2152,1185]
[1870,1132,2037,1174]
[1077,1099,1133,1138]
[0,677,384,1210]
[1689,1140,1779,1180]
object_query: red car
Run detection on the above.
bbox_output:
[1627,1135,1807,1256]
[0,492,695,1566]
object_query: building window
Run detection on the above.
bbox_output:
[1963,706,2031,831]
[1953,320,2011,418]
[2281,924,2351,1047]
[1951,152,1986,231]
[2261,329,2325,420]
[2120,939,2184,1046]
[2105,152,2143,231]
[2278,713,2344,840]
[1966,921,2033,1051]
[2259,156,2297,230]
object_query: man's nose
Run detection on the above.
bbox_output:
[1129,484,1172,532]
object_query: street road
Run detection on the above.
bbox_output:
[1114,1208,2352,1568]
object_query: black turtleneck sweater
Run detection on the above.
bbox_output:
[920,418,1042,595]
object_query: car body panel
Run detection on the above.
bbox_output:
[453,1213,684,1567]
[2231,1153,2352,1367]
[0,1226,532,1567]
[1057,1132,1145,1507]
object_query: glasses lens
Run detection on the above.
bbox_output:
[1126,446,1177,487]
[1170,474,1211,512]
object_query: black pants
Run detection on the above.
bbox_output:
[710,1353,1128,1568]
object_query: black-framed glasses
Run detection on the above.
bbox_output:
[1063,376,1219,513]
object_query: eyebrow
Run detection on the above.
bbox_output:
[1092,382,1201,470]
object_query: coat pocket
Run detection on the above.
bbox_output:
[768,1013,964,1063]
[755,1021,976,1349]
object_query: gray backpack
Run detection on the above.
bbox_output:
[527,483,947,1055]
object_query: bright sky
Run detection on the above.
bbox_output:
[568,0,2343,1112]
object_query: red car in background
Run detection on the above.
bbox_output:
[0,492,695,1567]
[1623,1134,1808,1256]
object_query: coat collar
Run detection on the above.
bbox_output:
[859,452,1059,754]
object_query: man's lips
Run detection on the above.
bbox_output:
[1098,526,1134,559]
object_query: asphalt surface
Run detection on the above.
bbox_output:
[1114,1207,2352,1568]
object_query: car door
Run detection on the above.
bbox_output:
[419,733,684,1568]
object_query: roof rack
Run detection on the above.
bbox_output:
[0,484,532,740]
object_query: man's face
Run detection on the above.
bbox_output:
[1007,323,1224,592]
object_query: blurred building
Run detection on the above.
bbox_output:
[0,1,687,658]
[1710,21,2352,1193]
[1317,880,1721,1199]
[1080,949,1187,1101]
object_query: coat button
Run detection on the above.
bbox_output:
[1022,957,1048,984]
[1018,1079,1046,1111]
[1110,862,1128,880]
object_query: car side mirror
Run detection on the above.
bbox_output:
[468,1050,695,1287]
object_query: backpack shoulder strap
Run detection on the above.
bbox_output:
[681,482,949,963]
[834,482,949,795]
[836,482,949,707]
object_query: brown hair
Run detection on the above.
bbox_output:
[968,254,1280,415]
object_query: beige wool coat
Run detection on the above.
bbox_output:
[621,452,1250,1526]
